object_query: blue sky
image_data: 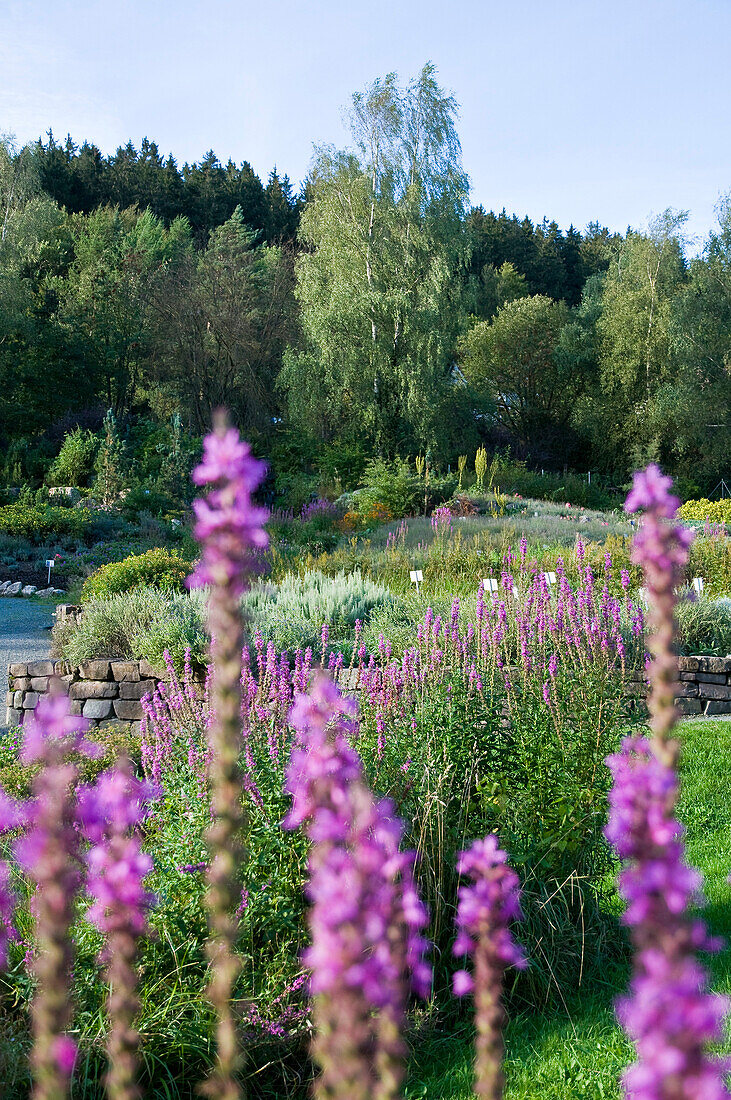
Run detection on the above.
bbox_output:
[2,0,730,245]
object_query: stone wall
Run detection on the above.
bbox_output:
[5,658,165,732]
[624,655,731,716]
[5,654,731,730]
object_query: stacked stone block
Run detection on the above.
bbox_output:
[5,654,731,730]
[5,658,164,732]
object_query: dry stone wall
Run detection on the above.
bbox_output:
[5,655,731,730]
[5,658,165,732]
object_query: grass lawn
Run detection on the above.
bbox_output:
[405,719,731,1099]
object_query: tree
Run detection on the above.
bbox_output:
[149,207,296,436]
[593,210,688,470]
[460,295,580,459]
[279,63,469,457]
[60,205,192,416]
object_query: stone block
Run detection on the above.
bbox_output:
[5,708,22,726]
[113,699,144,721]
[26,661,53,678]
[68,700,84,716]
[119,679,156,700]
[82,699,113,720]
[10,677,30,692]
[21,585,37,597]
[53,661,72,677]
[30,677,49,692]
[8,663,28,678]
[138,659,159,678]
[679,672,698,681]
[78,659,111,680]
[48,677,69,696]
[705,700,731,715]
[13,690,23,708]
[111,661,141,682]
[698,683,731,700]
[4,582,22,596]
[34,587,55,598]
[697,656,731,675]
[70,680,118,700]
[22,692,39,709]
[5,692,13,707]
[676,698,703,715]
[0,580,10,592]
[695,672,727,684]
[674,682,698,698]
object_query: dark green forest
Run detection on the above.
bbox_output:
[2,64,729,497]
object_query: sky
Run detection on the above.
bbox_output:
[2,0,731,247]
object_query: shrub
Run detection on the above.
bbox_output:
[675,595,731,656]
[243,569,393,654]
[678,498,731,524]
[46,428,98,488]
[0,503,92,543]
[359,457,422,518]
[80,547,192,602]
[53,586,208,670]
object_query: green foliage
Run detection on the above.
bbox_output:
[80,547,191,601]
[45,427,98,487]
[281,63,470,457]
[678,498,731,524]
[461,295,579,457]
[359,457,423,518]
[243,569,392,654]
[54,586,207,671]
[675,596,731,656]
[0,502,92,542]
[93,409,127,506]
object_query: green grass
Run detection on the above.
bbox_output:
[405,719,731,1098]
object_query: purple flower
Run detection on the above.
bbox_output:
[284,675,431,1096]
[14,695,96,1098]
[453,835,525,1100]
[606,737,730,1098]
[189,422,268,595]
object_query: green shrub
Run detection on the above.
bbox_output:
[243,569,392,654]
[46,428,98,488]
[0,503,92,543]
[80,547,192,602]
[54,586,208,670]
[675,595,731,656]
[678,498,731,524]
[359,457,423,518]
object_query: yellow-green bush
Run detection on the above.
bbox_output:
[678,498,731,524]
[0,503,92,543]
[81,547,192,601]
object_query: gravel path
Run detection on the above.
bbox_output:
[0,600,54,723]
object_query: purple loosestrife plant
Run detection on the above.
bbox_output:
[78,760,158,1100]
[284,676,431,1100]
[14,694,100,1100]
[189,411,268,1100]
[605,465,730,1098]
[452,836,525,1100]
[0,790,26,966]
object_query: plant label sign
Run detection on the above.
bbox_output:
[410,569,423,593]
[45,559,55,585]
[482,579,499,593]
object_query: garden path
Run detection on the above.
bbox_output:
[0,599,53,726]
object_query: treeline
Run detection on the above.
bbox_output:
[1,63,729,497]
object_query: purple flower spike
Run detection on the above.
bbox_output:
[79,760,158,1100]
[606,738,731,1099]
[14,694,95,1100]
[189,419,268,596]
[453,835,525,1100]
[284,675,431,1099]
